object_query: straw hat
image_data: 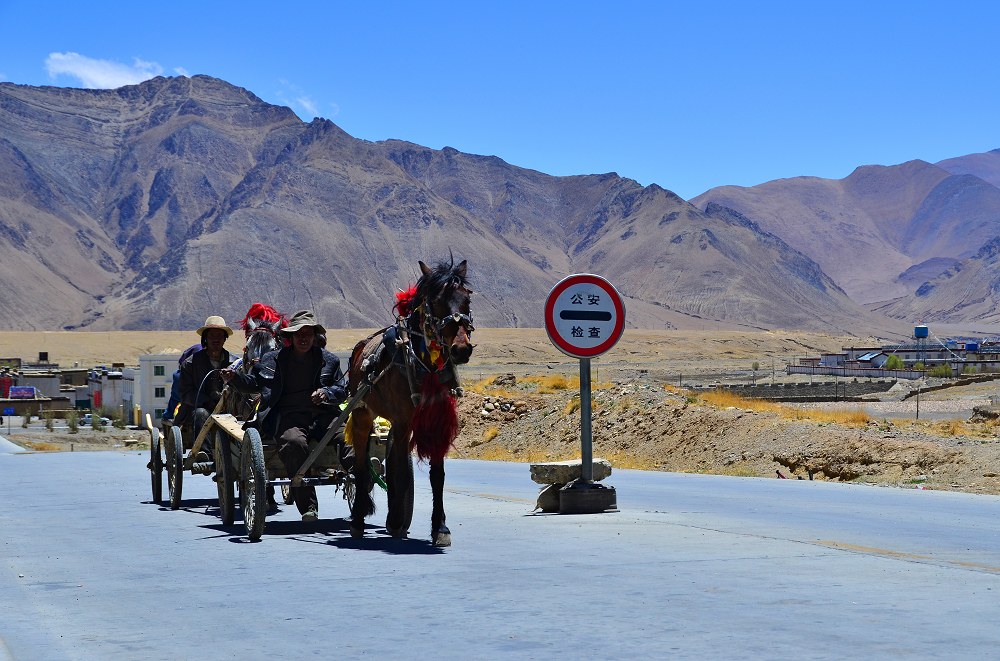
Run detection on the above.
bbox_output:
[196,315,234,337]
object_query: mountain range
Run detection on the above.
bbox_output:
[0,74,996,338]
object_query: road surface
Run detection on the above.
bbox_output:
[1,440,999,660]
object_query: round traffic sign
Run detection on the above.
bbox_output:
[544,273,626,358]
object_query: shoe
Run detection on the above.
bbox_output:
[370,457,384,478]
[267,498,279,514]
[194,451,210,463]
[301,508,318,522]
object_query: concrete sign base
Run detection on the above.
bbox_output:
[558,479,617,514]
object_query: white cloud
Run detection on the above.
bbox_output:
[44,52,163,89]
[275,78,325,120]
[296,96,319,118]
[174,67,190,77]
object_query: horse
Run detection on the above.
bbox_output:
[346,258,474,546]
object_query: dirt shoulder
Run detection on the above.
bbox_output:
[2,420,149,452]
[452,374,1000,496]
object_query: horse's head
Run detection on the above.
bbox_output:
[416,258,475,365]
[243,319,283,368]
[240,304,287,371]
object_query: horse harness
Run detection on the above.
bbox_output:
[358,299,474,407]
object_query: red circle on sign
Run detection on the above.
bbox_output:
[544,274,626,358]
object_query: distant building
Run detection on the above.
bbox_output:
[87,368,124,414]
[138,353,181,426]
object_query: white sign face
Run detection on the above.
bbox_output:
[544,274,625,358]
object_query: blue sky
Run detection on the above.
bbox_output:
[1,1,997,200]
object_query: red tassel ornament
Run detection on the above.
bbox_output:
[409,373,458,463]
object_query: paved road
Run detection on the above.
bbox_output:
[1,444,999,660]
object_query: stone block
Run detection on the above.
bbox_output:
[535,484,561,512]
[530,458,612,484]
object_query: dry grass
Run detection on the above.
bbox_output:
[930,419,970,437]
[602,450,658,470]
[23,442,62,452]
[465,378,520,398]
[471,447,568,463]
[522,374,576,393]
[694,389,871,427]
[563,397,580,416]
[693,464,760,477]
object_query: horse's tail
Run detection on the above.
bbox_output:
[409,372,458,463]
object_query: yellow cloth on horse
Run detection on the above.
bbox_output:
[344,413,392,447]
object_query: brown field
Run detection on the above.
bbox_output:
[0,328,857,375]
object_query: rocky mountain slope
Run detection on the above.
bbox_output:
[0,75,993,335]
[691,150,1000,322]
[0,75,906,335]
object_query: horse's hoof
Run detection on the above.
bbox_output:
[386,526,408,539]
[432,526,452,547]
[350,524,364,539]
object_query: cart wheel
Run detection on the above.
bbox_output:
[214,429,235,526]
[343,477,356,511]
[167,425,184,510]
[149,427,163,504]
[386,435,414,534]
[280,484,294,505]
[241,428,268,540]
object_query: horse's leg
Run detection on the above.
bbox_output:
[430,458,451,547]
[347,408,374,538]
[385,422,414,538]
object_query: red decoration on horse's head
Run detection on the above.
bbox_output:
[241,303,288,335]
[394,286,419,317]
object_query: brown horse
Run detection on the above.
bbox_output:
[346,258,474,546]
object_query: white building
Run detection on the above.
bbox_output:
[87,368,125,417]
[122,367,139,426]
[138,353,180,426]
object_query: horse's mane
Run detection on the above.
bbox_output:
[394,260,469,317]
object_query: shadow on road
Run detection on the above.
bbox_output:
[193,517,445,554]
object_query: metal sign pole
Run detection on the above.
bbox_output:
[579,357,593,483]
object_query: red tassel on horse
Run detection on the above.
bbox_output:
[395,286,418,317]
[409,372,458,463]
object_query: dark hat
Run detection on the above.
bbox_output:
[281,310,326,336]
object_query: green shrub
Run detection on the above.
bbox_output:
[884,355,904,370]
[927,364,953,378]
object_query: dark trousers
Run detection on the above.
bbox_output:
[276,411,349,514]
[276,411,319,514]
[193,407,213,457]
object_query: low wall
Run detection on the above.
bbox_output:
[693,380,897,402]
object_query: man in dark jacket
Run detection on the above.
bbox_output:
[222,310,347,521]
[178,316,236,462]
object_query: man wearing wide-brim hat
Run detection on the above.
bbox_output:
[178,315,236,463]
[223,310,347,521]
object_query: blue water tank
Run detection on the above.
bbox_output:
[914,325,929,339]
